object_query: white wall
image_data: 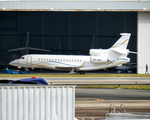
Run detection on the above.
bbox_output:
[138,12,150,74]
[0,85,75,120]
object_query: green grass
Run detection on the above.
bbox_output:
[77,84,150,90]
[0,73,150,77]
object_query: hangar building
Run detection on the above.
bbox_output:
[0,0,150,74]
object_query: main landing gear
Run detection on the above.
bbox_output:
[69,68,85,75]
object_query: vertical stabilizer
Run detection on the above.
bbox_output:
[111,33,131,49]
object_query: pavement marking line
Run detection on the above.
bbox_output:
[76,97,104,101]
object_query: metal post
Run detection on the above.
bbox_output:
[118,104,126,113]
[26,32,29,54]
[109,103,115,113]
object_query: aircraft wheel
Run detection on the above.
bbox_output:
[76,71,79,74]
[73,72,77,75]
[79,71,85,74]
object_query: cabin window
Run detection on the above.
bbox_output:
[74,59,76,62]
[21,57,25,59]
[80,60,82,62]
[38,58,40,60]
[47,58,48,61]
[41,58,43,60]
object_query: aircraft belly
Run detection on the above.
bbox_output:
[78,62,105,71]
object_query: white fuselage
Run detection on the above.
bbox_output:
[9,33,133,72]
[9,54,130,71]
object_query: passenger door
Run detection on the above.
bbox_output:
[26,56,32,68]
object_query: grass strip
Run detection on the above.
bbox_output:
[0,74,150,77]
[77,85,150,90]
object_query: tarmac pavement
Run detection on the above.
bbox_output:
[75,100,150,120]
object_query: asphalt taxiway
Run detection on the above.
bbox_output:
[46,77,150,84]
[75,88,150,119]
[75,88,150,100]
[1,77,150,84]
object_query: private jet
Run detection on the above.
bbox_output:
[9,33,136,74]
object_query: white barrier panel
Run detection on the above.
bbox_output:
[0,85,75,120]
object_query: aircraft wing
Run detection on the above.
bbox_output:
[8,47,26,52]
[28,47,51,52]
[55,62,86,69]
[8,47,51,52]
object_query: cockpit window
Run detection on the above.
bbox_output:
[21,57,25,59]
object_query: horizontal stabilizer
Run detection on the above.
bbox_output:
[129,51,137,54]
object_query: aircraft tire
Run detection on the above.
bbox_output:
[79,71,85,74]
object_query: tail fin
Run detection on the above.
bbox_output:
[111,33,131,49]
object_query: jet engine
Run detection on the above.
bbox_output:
[89,49,108,57]
[90,57,109,63]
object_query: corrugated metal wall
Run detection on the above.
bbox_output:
[0,85,75,120]
[138,12,150,74]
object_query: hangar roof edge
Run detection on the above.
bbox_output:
[0,1,150,11]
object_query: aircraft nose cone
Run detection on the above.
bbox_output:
[9,60,16,66]
[9,61,13,66]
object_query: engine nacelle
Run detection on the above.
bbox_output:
[90,57,109,63]
[89,49,108,57]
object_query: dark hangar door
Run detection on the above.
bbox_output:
[0,11,137,65]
